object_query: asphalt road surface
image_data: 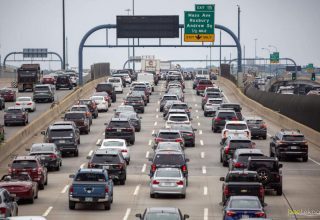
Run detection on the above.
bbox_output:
[0,79,319,220]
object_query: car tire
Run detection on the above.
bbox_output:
[204,112,207,117]
[196,91,199,95]
[302,156,308,162]
[141,109,145,113]
[126,160,130,165]
[150,193,155,198]
[180,194,186,199]
[276,186,283,196]
[222,160,228,167]
[44,175,48,185]
[220,154,223,163]
[35,188,38,199]
[39,182,45,190]
[74,150,79,157]
[130,139,135,145]
[257,167,271,185]
[29,194,34,204]
[270,147,274,157]
[104,201,111,210]
[56,165,60,171]
[69,201,76,210]
[119,179,126,185]
[263,135,267,140]
[191,142,195,147]
[4,122,8,126]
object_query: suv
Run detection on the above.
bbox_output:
[270,129,308,162]
[221,121,251,144]
[245,117,267,139]
[4,106,28,126]
[124,95,145,113]
[247,156,283,195]
[105,118,135,145]
[70,105,93,125]
[64,111,90,134]
[152,129,184,149]
[95,83,116,102]
[212,110,238,133]
[220,103,243,120]
[78,99,98,119]
[87,149,127,185]
[56,75,73,90]
[201,92,222,110]
[41,125,79,157]
[33,84,55,103]
[159,94,179,112]
[0,188,18,218]
[8,156,48,189]
[229,148,264,170]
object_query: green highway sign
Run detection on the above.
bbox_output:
[307,63,314,73]
[270,52,279,64]
[195,4,215,12]
[184,10,215,42]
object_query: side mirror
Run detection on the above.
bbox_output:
[185,158,190,162]
[279,164,283,168]
[86,156,91,160]
[69,174,75,178]
[40,131,45,135]
[219,177,225,181]
[193,128,197,131]
[183,214,190,219]
[25,148,30,151]
[135,214,142,219]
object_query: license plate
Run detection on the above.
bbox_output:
[85,197,93,202]
[12,116,16,118]
[240,189,248,193]
[117,129,121,132]
[41,156,46,160]
[59,140,65,143]
[161,182,175,187]
[103,166,109,170]
[291,146,298,150]
[242,215,249,219]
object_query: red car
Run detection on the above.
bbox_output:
[0,173,38,203]
[42,75,56,84]
[196,79,213,96]
[0,88,16,102]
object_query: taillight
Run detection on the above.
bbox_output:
[155,138,163,143]
[121,149,128,153]
[215,117,222,122]
[259,186,265,197]
[105,186,109,193]
[186,133,193,136]
[224,186,229,196]
[181,165,187,172]
[117,164,124,169]
[152,180,159,185]
[231,117,238,121]
[0,207,7,216]
[175,138,183,143]
[226,210,235,217]
[124,101,129,104]
[88,163,94,168]
[255,212,266,217]
[224,145,230,154]
[106,128,113,131]
[16,103,21,105]
[260,123,267,129]
[27,103,32,105]
[69,186,74,193]
[49,154,57,159]
[176,180,184,186]
[234,162,243,168]
[124,128,134,132]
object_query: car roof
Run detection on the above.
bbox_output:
[94,148,120,155]
[155,167,182,172]
[225,121,247,125]
[110,117,129,122]
[13,155,38,161]
[228,170,258,175]
[158,129,180,133]
[71,105,88,108]
[146,207,179,213]
[78,168,106,173]
[31,143,56,148]
[101,139,126,143]
[235,148,263,155]
[49,125,74,130]
[168,113,189,117]
[155,150,183,155]
[157,142,181,146]
[65,111,86,114]
[229,195,261,200]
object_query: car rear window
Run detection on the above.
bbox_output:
[282,135,305,141]
[70,107,87,112]
[249,161,278,171]
[238,154,264,163]
[229,140,252,149]
[171,104,188,110]
[75,173,106,182]
[79,100,91,105]
[109,121,130,128]
[169,116,188,122]
[154,154,184,165]
[49,129,74,137]
[127,97,142,101]
[163,96,178,101]
[199,80,212,85]
[7,109,23,113]
[102,141,124,147]
[145,213,180,220]
[207,93,220,98]
[96,84,112,91]
[155,170,182,178]
[221,104,241,112]
[31,145,54,152]
[109,78,120,83]
[91,154,121,163]
[12,160,37,168]
[246,120,263,125]
[208,100,222,104]
[226,124,247,130]
[217,112,236,119]
[226,173,259,182]
[34,86,49,91]
[65,113,85,120]
[230,199,260,209]
[17,97,31,102]
[158,132,180,139]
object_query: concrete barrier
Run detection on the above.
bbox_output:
[219,77,320,146]
[0,77,106,162]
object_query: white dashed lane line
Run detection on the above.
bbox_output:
[123,208,131,220]
[204,208,208,220]
[203,186,208,196]
[88,150,93,157]
[141,164,147,173]
[133,185,141,196]
[200,140,204,146]
[61,185,69,194]
[80,163,86,169]
[202,166,207,174]
[199,130,203,135]
[148,140,152,146]
[154,121,157,126]
[198,122,201,126]
[96,139,101,145]
[201,152,205,159]
[42,206,53,217]
[146,151,150,158]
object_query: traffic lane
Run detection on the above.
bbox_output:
[0,88,73,139]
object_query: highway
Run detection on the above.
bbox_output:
[0,79,319,220]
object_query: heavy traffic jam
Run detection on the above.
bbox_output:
[0,68,310,220]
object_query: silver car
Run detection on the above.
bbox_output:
[150,168,186,198]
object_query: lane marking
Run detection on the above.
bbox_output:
[133,185,140,196]
[101,132,105,135]
[154,121,157,126]
[200,140,204,146]
[160,92,162,95]
[196,109,199,113]
[146,151,150,158]
[198,122,201,126]
[222,92,230,103]
[201,152,205,159]
[196,115,199,119]
[267,133,272,137]
[152,130,155,135]
[202,166,207,174]
[156,114,159,118]
[123,208,131,220]
[195,104,198,107]
[156,108,159,112]
[199,130,203,135]
[141,164,147,173]
[61,185,69,194]
[80,163,86,169]
[204,208,208,220]
[148,140,152,146]
[42,206,53,217]
[309,157,320,166]
[96,139,101,145]
[157,101,160,104]
[88,150,93,157]
[203,186,208,195]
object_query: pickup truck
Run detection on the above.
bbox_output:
[68,168,114,210]
[220,170,264,205]
[196,79,213,95]
[33,84,55,103]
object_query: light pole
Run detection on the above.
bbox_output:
[268,45,278,52]
[254,38,258,59]
[125,9,131,68]
[237,5,240,42]
[132,0,135,71]
[62,0,66,70]
[262,48,272,74]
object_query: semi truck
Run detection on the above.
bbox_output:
[17,64,41,92]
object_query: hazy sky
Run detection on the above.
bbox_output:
[0,0,319,70]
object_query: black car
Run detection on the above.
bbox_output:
[270,129,308,161]
[245,117,267,139]
[170,124,197,147]
[28,143,62,171]
[0,97,5,110]
[149,151,189,184]
[56,75,73,90]
[220,103,243,120]
[132,86,150,102]
[212,110,237,132]
[87,149,127,185]
[105,118,135,144]
[95,83,116,102]
[130,91,148,106]
[247,156,283,195]
[4,106,28,126]
[124,96,145,113]
[117,112,142,132]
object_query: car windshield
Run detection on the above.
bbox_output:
[79,100,91,105]
[17,97,31,102]
[145,213,180,220]
[12,160,37,169]
[283,135,305,141]
[230,199,261,209]
[117,106,134,112]
[208,100,222,104]
[229,140,252,149]
[154,154,184,165]
[226,124,247,130]
[157,145,181,151]
[109,121,130,128]
[31,145,54,152]
[227,173,259,182]
[65,113,85,120]
[75,173,106,182]
[169,116,188,122]
[102,141,124,147]
[49,129,74,137]
[158,132,180,139]
[92,154,120,163]
[91,96,104,101]
[155,170,182,178]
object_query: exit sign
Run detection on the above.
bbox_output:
[195,4,215,11]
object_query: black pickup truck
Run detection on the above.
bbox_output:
[220,170,265,205]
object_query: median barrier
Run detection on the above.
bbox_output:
[0,77,106,162]
[219,76,320,146]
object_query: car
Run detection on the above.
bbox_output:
[93,92,112,107]
[149,168,187,198]
[95,83,116,102]
[165,113,191,128]
[163,100,182,117]
[115,72,132,84]
[0,173,38,203]
[196,79,213,95]
[0,188,18,218]
[8,156,48,190]
[129,90,148,106]
[69,105,93,125]
[164,109,189,121]
[201,92,222,109]
[167,102,192,119]
[105,118,135,145]
[229,148,264,170]
[167,87,184,102]
[87,149,127,185]
[77,99,99,118]
[132,85,150,102]
[4,106,28,126]
[51,121,80,141]
[0,88,16,102]
[212,110,238,133]
[33,84,55,103]
[136,207,189,220]
[99,139,130,164]
[220,135,255,167]
[90,95,108,112]
[247,156,283,195]
[41,75,56,84]
[220,103,243,121]
[64,72,78,86]
[68,168,114,210]
[41,125,79,157]
[222,196,266,219]
[169,124,197,147]
[114,105,135,116]
[159,94,179,112]
[204,98,223,117]
[15,97,36,112]
[154,142,184,153]
[149,151,189,185]
[137,72,155,91]
[55,75,73,90]
[152,129,184,149]
[64,111,90,134]
[269,129,308,162]
[245,117,267,139]
[27,143,62,171]
[117,112,142,132]
[193,76,207,89]
[0,97,5,110]
[0,124,4,142]
[221,121,251,144]
[123,95,145,113]
[111,73,127,87]
[107,77,123,93]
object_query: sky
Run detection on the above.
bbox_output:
[0,0,319,70]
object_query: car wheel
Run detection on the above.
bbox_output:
[44,174,48,185]
[180,194,186,199]
[35,188,38,199]
[196,91,199,95]
[150,193,155,198]
[119,178,126,185]
[104,201,111,210]
[270,147,274,157]
[276,186,283,196]
[220,154,223,163]
[191,142,195,147]
[302,155,308,162]
[4,122,8,126]
[74,150,79,157]
[126,160,130,165]
[69,201,76,210]
[141,109,145,113]
[39,182,45,190]
[204,113,207,117]
[56,165,60,171]
[29,194,34,204]
[222,160,228,167]
[263,135,267,140]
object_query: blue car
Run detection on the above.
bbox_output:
[223,196,266,220]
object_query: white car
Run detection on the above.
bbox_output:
[15,97,36,112]
[90,96,108,112]
[99,139,130,164]
[107,77,123,93]
[204,98,223,117]
[221,121,251,144]
[165,113,191,128]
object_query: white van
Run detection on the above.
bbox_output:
[196,69,210,79]
[137,72,155,91]
[107,77,123,93]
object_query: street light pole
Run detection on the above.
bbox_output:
[62,0,66,70]
[237,5,240,42]
[254,38,258,59]
[132,0,135,72]
[262,48,272,74]
[125,9,131,68]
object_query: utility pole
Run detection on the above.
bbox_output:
[254,38,258,59]
[237,5,240,42]
[66,37,68,70]
[125,9,131,68]
[132,0,135,71]
[62,0,66,70]
[219,30,222,69]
